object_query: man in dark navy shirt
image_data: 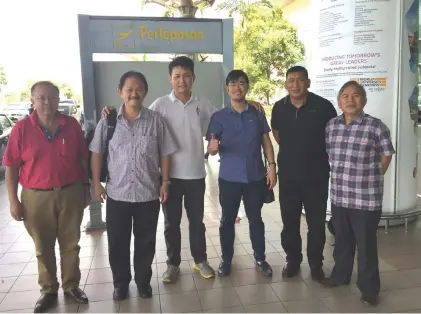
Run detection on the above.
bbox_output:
[271,66,337,282]
[206,70,277,277]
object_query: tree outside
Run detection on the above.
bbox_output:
[0,67,7,94]
[59,83,75,99]
[218,0,304,112]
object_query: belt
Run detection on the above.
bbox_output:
[31,182,75,192]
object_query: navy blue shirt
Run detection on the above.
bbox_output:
[206,104,270,183]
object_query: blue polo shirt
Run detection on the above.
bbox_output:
[206,104,271,183]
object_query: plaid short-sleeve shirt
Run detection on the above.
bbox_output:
[325,112,395,211]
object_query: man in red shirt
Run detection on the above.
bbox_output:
[3,81,90,313]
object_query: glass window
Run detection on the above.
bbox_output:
[0,115,12,130]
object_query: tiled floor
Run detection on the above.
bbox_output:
[1,158,421,313]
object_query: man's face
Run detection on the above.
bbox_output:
[30,85,59,118]
[226,77,248,102]
[285,71,310,100]
[118,76,147,108]
[338,84,366,116]
[169,66,194,95]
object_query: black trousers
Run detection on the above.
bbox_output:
[162,178,207,266]
[330,203,381,296]
[278,178,329,268]
[106,197,160,289]
[219,179,266,262]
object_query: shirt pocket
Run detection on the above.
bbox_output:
[59,135,77,159]
[137,135,158,157]
[349,135,376,165]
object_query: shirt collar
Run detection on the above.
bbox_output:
[339,111,366,125]
[229,102,250,114]
[168,90,198,104]
[29,110,66,127]
[285,92,310,108]
[117,104,148,120]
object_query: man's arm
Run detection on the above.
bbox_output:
[270,102,280,145]
[380,155,393,174]
[205,112,222,155]
[74,120,90,182]
[3,126,22,204]
[272,130,280,145]
[88,119,107,186]
[160,155,171,182]
[157,116,178,167]
[90,153,103,184]
[261,115,275,163]
[157,116,177,203]
[5,167,19,204]
[262,134,275,163]
[375,121,395,174]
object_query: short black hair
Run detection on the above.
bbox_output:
[30,81,59,96]
[226,70,249,86]
[169,56,195,75]
[286,66,309,79]
[118,71,148,92]
[337,80,367,101]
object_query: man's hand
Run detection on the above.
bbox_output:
[93,182,107,203]
[84,184,92,208]
[101,106,115,119]
[208,133,219,155]
[160,182,169,203]
[266,166,277,190]
[247,100,264,112]
[10,200,24,221]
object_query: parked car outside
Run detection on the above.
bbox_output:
[58,99,81,123]
[0,114,15,166]
[1,102,32,122]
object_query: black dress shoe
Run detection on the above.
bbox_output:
[310,267,325,283]
[138,284,152,299]
[113,287,128,301]
[34,293,58,313]
[361,293,379,306]
[64,288,89,304]
[282,263,300,278]
[256,261,273,277]
[218,262,231,277]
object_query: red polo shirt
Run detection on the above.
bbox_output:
[3,112,88,189]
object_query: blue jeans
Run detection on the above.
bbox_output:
[218,179,266,262]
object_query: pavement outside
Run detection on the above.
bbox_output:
[0,144,421,312]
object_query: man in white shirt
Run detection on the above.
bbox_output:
[102,56,263,283]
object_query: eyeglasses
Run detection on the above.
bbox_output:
[34,96,60,102]
[123,89,146,94]
[228,82,247,88]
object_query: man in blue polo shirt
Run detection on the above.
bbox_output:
[206,70,277,277]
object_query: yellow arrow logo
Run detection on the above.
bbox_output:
[117,30,133,41]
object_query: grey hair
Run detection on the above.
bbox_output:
[337,80,367,101]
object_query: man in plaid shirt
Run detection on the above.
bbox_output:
[323,80,395,306]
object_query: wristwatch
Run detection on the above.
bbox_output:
[268,162,276,167]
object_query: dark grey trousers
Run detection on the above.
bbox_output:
[330,203,381,296]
